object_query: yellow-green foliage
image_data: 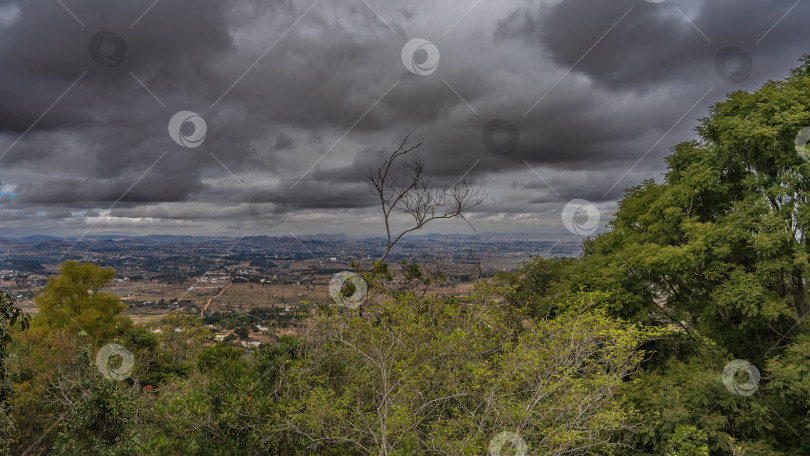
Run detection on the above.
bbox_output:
[33,261,131,345]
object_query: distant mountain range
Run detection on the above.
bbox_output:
[17,235,64,243]
[6,232,570,243]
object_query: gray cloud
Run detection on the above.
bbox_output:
[0,0,808,238]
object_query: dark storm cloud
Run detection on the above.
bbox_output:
[0,0,808,237]
[0,0,235,132]
[498,0,810,91]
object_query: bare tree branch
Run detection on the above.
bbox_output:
[366,137,486,262]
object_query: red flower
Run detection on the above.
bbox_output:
[143,384,154,392]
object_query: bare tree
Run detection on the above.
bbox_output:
[366,137,486,262]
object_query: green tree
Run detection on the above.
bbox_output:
[0,291,29,404]
[51,347,140,456]
[664,425,709,456]
[0,403,16,456]
[33,261,131,344]
[143,343,271,455]
[576,56,810,357]
[0,291,28,456]
[516,56,810,454]
[499,255,577,319]
[279,285,664,455]
[234,326,249,339]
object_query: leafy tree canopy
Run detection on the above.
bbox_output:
[33,261,131,345]
[511,55,810,454]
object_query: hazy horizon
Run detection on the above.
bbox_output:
[0,231,583,242]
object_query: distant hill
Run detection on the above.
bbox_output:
[8,232,572,243]
[297,233,352,240]
[409,232,562,241]
[18,235,63,243]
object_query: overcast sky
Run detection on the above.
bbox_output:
[0,0,808,239]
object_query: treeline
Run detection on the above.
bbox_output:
[495,56,810,454]
[0,262,665,455]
